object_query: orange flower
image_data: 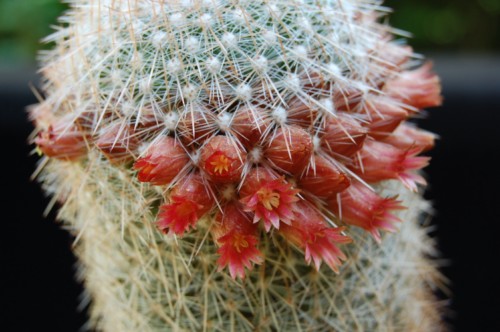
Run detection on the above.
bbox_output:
[352,140,429,191]
[280,201,352,272]
[213,203,263,279]
[134,136,190,185]
[157,173,214,235]
[240,168,300,231]
[328,182,405,242]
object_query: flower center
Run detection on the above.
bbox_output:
[232,233,249,253]
[209,153,231,175]
[257,188,281,210]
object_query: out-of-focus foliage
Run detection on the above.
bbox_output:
[0,0,499,64]
[386,0,500,51]
[0,0,68,64]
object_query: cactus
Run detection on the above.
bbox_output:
[31,0,445,330]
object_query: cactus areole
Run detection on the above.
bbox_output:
[31,0,444,330]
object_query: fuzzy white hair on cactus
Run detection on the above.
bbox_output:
[31,0,445,331]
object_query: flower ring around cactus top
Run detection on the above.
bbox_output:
[31,0,444,330]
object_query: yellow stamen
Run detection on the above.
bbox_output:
[257,188,281,210]
[35,146,44,156]
[233,233,249,253]
[210,154,231,174]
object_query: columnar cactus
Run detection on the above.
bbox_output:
[31,0,444,330]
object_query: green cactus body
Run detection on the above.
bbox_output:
[32,0,444,330]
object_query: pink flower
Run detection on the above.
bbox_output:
[382,123,436,153]
[157,173,214,235]
[384,62,442,110]
[280,201,352,272]
[134,136,190,185]
[240,168,300,232]
[328,182,405,243]
[352,140,430,191]
[213,203,263,280]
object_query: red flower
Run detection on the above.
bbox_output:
[384,62,442,110]
[134,136,190,185]
[240,168,300,231]
[265,126,313,175]
[280,201,352,272]
[200,135,246,184]
[35,117,89,160]
[299,155,351,199]
[328,182,405,243]
[213,203,263,279]
[157,173,214,235]
[352,140,429,191]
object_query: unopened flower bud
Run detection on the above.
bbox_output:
[299,155,350,199]
[321,113,367,158]
[384,62,442,110]
[35,117,89,160]
[265,126,313,175]
[382,123,436,152]
[231,106,272,147]
[96,124,140,163]
[134,136,190,185]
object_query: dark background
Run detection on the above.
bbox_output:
[1,0,500,331]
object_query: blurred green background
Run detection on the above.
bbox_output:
[0,0,68,65]
[385,0,500,52]
[1,0,499,65]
